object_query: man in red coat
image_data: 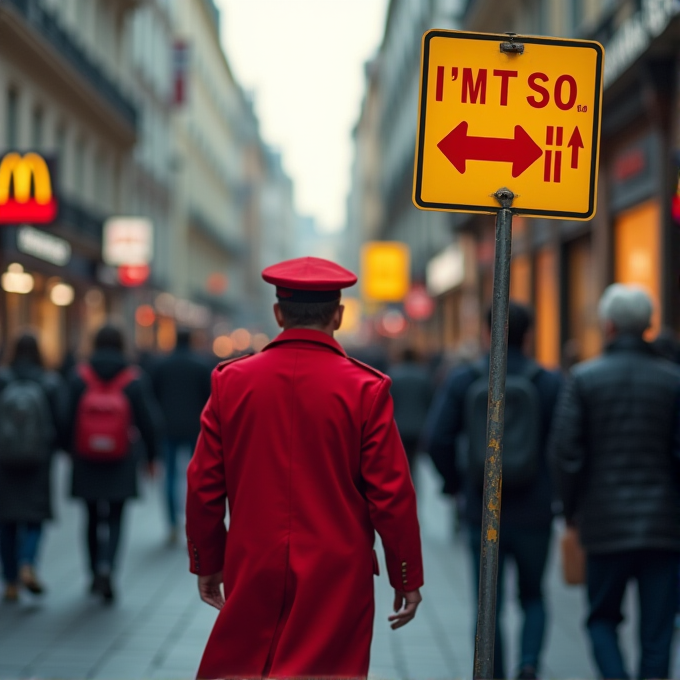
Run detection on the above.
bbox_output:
[186,257,424,679]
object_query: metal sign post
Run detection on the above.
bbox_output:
[411,28,604,680]
[472,188,514,679]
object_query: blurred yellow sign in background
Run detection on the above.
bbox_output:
[361,242,411,302]
[413,30,603,220]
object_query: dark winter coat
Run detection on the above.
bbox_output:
[0,362,65,523]
[66,350,161,502]
[549,334,680,554]
[150,346,212,441]
[388,362,433,441]
[426,346,562,529]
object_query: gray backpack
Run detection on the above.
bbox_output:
[0,376,54,470]
[465,361,542,490]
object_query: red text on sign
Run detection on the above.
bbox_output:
[435,67,579,110]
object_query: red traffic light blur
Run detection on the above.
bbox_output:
[119,264,150,287]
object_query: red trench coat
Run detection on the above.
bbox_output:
[186,329,424,679]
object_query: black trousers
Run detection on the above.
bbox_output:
[85,500,125,576]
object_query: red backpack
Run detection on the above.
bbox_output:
[75,364,138,461]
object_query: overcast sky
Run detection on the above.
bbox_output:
[217,0,389,233]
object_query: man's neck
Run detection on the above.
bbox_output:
[284,324,334,338]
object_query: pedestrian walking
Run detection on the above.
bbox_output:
[65,324,160,603]
[388,347,433,482]
[426,301,562,679]
[0,332,65,602]
[186,256,423,679]
[550,284,680,680]
[151,328,211,544]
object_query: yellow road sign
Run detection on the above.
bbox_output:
[413,31,604,220]
[361,242,411,302]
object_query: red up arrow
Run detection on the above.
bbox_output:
[437,122,543,178]
[568,127,584,169]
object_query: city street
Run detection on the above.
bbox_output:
[0,453,673,680]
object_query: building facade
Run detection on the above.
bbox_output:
[0,0,296,364]
[0,0,144,365]
[346,0,474,354]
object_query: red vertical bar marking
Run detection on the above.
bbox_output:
[556,127,564,146]
[436,66,444,101]
[546,126,554,145]
[554,150,562,182]
[544,150,553,182]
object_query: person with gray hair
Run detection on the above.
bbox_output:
[549,283,680,679]
[598,283,654,335]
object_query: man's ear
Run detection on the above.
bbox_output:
[274,303,285,329]
[333,305,345,331]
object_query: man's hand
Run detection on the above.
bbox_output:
[198,572,225,610]
[388,588,422,629]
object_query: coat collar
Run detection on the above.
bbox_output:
[605,333,654,356]
[263,328,347,357]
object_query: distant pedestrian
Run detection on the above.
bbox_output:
[151,328,211,544]
[0,333,65,602]
[388,348,432,481]
[66,324,160,603]
[426,301,562,679]
[550,284,680,680]
[186,257,423,679]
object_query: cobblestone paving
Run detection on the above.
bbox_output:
[0,453,677,679]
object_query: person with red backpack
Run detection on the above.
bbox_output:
[66,325,160,603]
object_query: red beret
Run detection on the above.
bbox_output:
[262,257,357,302]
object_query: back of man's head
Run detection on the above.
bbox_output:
[598,284,652,336]
[486,301,533,349]
[277,299,340,329]
[93,324,125,353]
[176,328,192,349]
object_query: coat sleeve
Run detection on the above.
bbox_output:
[361,377,424,592]
[548,374,587,522]
[185,369,227,576]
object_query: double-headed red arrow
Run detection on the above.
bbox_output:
[437,122,543,178]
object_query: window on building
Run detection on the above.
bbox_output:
[6,87,19,148]
[55,123,67,180]
[32,106,44,149]
[570,0,582,36]
[537,0,549,35]
[74,137,85,196]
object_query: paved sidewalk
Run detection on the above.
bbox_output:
[0,453,676,679]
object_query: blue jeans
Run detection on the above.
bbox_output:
[586,550,680,679]
[469,525,552,678]
[164,438,196,528]
[0,522,42,583]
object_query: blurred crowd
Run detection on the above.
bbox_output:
[1,282,680,680]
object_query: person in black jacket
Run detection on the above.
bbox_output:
[66,324,160,603]
[426,301,562,680]
[388,348,432,483]
[0,333,65,602]
[151,328,211,543]
[550,284,680,680]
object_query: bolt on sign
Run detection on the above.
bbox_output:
[413,31,604,220]
[0,152,58,225]
[361,242,411,303]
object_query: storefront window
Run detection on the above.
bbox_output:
[535,246,560,368]
[566,235,600,361]
[614,199,661,338]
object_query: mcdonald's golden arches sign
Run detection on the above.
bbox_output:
[0,152,58,225]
